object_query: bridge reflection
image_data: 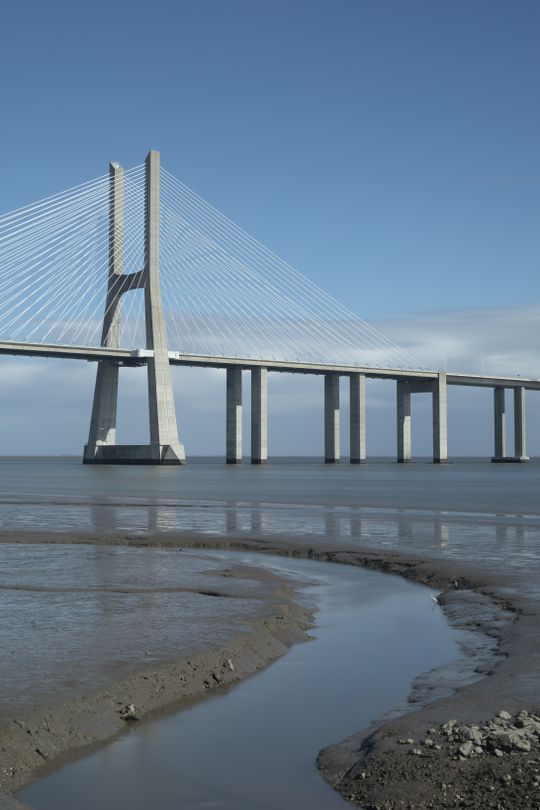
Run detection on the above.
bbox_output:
[2,498,539,593]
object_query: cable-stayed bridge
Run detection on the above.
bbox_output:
[0,150,537,464]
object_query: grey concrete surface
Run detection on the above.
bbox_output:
[251,367,268,464]
[514,386,528,459]
[396,380,412,463]
[349,373,366,464]
[432,372,448,463]
[324,373,340,463]
[226,367,242,463]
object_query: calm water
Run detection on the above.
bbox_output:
[19,553,463,810]
[1,456,539,597]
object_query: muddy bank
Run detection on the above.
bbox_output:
[0,529,537,809]
[0,548,313,806]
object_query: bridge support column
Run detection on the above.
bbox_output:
[324,373,340,463]
[349,373,366,463]
[226,368,243,463]
[84,150,185,464]
[145,151,185,463]
[251,367,267,464]
[397,381,411,462]
[491,387,506,461]
[514,387,529,461]
[432,372,448,463]
[84,162,123,462]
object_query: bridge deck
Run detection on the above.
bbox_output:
[0,341,538,390]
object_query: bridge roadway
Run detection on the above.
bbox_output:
[0,339,538,391]
[0,339,534,465]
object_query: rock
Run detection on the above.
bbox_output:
[494,748,504,757]
[398,738,414,745]
[498,710,513,722]
[489,729,530,752]
[458,726,483,744]
[458,742,474,758]
[516,716,540,731]
[224,658,235,672]
[119,703,139,722]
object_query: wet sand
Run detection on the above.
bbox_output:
[0,546,314,807]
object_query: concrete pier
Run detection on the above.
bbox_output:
[84,151,185,464]
[324,373,340,463]
[432,372,448,463]
[144,151,185,463]
[349,373,366,463]
[397,381,412,462]
[514,387,529,461]
[251,367,268,464]
[492,386,506,462]
[226,368,243,463]
[84,162,124,461]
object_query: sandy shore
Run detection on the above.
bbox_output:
[1,529,539,809]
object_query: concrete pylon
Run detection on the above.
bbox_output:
[349,372,366,463]
[491,386,506,462]
[84,151,185,464]
[396,381,412,462]
[251,367,268,464]
[432,372,448,463]
[324,373,340,463]
[226,367,242,463]
[513,387,529,461]
[83,163,124,460]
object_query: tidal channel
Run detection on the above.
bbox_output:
[20,551,467,810]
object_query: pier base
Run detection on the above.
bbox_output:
[84,444,185,465]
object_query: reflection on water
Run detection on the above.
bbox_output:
[2,496,540,593]
[0,458,539,603]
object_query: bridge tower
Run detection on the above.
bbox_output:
[83,150,185,464]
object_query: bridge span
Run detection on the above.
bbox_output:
[0,149,535,465]
[0,338,535,465]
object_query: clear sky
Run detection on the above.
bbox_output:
[0,0,539,456]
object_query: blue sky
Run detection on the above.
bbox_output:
[0,0,539,456]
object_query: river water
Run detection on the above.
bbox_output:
[1,456,539,597]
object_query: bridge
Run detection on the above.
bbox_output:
[0,150,536,464]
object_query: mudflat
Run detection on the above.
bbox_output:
[1,458,539,808]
